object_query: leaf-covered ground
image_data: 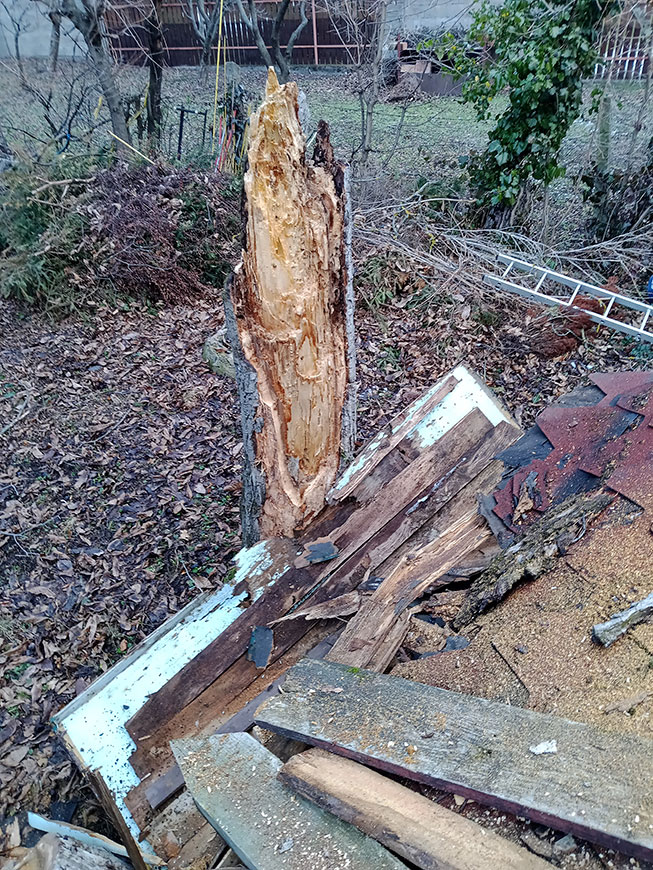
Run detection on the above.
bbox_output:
[2,252,651,829]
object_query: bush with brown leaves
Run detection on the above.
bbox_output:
[1,160,241,313]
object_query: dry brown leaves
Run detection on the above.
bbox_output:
[0,237,651,828]
[0,294,242,821]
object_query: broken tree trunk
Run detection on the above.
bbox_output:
[225,69,356,545]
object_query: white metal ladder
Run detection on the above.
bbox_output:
[484,254,653,344]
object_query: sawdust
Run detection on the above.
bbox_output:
[394,510,653,738]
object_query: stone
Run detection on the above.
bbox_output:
[552,834,577,857]
[520,830,554,859]
[202,331,235,379]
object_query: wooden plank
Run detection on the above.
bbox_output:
[279,748,552,870]
[126,538,307,744]
[329,364,512,504]
[87,769,148,870]
[317,417,519,584]
[328,374,459,503]
[128,411,517,748]
[318,409,492,572]
[327,510,490,668]
[137,631,342,815]
[373,459,504,581]
[255,658,653,862]
[170,732,405,869]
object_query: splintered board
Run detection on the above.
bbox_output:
[255,658,653,863]
[52,364,519,845]
[50,540,294,837]
[171,732,404,870]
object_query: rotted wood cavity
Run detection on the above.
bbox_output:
[227,68,355,544]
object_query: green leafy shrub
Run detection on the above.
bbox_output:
[448,0,614,213]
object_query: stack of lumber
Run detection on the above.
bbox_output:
[169,655,653,868]
[52,364,522,863]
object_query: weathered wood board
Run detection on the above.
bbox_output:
[9,833,129,870]
[327,509,490,668]
[328,364,514,505]
[279,748,552,870]
[170,732,404,870]
[127,374,519,751]
[255,658,653,862]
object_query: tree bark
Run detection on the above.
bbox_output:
[58,0,132,146]
[146,0,164,142]
[48,10,61,72]
[225,70,356,544]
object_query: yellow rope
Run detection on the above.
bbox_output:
[211,0,226,153]
[108,132,156,165]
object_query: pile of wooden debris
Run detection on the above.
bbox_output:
[17,364,646,870]
[7,71,652,870]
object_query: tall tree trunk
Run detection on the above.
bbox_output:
[361,0,388,165]
[225,70,356,544]
[0,123,13,171]
[86,39,131,145]
[49,11,61,72]
[14,28,27,86]
[146,0,164,142]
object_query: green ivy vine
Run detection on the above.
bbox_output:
[449,0,615,210]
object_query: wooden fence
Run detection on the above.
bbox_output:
[106,1,368,67]
[107,1,651,77]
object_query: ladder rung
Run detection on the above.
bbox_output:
[604,297,615,317]
[568,283,581,306]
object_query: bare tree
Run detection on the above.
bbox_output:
[146,0,164,141]
[0,122,13,170]
[48,7,62,71]
[182,0,223,71]
[0,0,33,85]
[233,0,309,83]
[34,0,131,145]
[325,0,389,165]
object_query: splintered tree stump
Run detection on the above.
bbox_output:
[225,68,356,545]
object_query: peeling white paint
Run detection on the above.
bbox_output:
[233,539,274,582]
[330,365,511,499]
[52,579,249,837]
[331,429,386,495]
[410,365,510,449]
[52,538,298,839]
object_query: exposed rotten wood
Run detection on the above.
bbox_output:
[170,732,404,869]
[255,658,653,862]
[327,510,491,669]
[454,490,616,629]
[318,418,520,584]
[279,748,552,870]
[312,409,498,573]
[226,68,355,544]
[144,790,224,865]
